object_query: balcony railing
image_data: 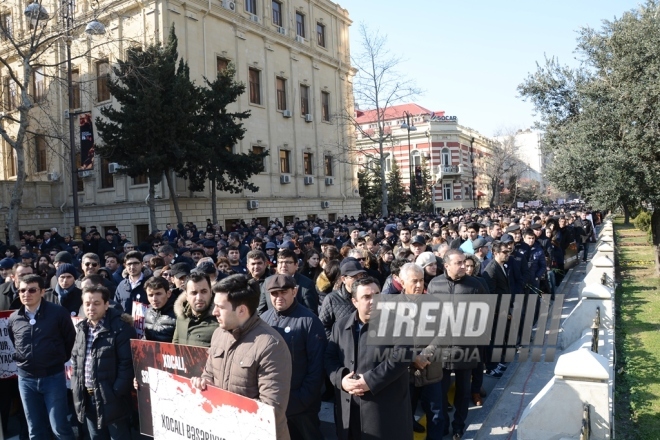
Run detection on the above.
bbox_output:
[439,165,461,175]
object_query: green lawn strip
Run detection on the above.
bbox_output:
[615,219,660,439]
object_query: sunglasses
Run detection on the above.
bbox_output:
[19,287,39,294]
[84,262,99,267]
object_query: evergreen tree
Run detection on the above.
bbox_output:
[358,161,383,215]
[387,157,407,214]
[410,156,433,212]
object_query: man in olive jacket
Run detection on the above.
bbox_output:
[172,272,218,347]
[70,285,137,439]
[192,274,292,440]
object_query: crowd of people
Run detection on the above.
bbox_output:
[1,204,601,440]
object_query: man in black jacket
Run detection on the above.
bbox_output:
[71,285,136,439]
[258,249,318,315]
[261,274,327,440]
[574,211,594,262]
[143,276,177,342]
[114,251,150,315]
[48,263,83,316]
[7,274,76,440]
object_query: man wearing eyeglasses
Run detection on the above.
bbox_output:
[7,274,76,440]
[77,253,116,295]
[257,249,318,316]
[114,251,150,314]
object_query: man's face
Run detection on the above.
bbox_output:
[172,274,187,289]
[185,278,213,316]
[191,251,203,263]
[351,282,378,323]
[166,224,172,230]
[494,247,511,264]
[82,291,109,323]
[342,271,366,292]
[513,231,522,242]
[123,243,135,252]
[58,273,75,290]
[18,281,43,309]
[459,226,469,239]
[250,241,262,251]
[399,230,411,244]
[43,232,51,241]
[479,226,488,237]
[204,246,215,256]
[12,265,33,288]
[247,258,266,279]
[444,253,466,280]
[82,258,99,275]
[158,252,173,266]
[411,243,424,257]
[524,234,536,247]
[277,257,298,276]
[534,228,543,237]
[0,267,11,280]
[147,287,171,310]
[205,232,214,240]
[350,230,360,240]
[212,292,240,331]
[401,269,424,294]
[468,228,479,241]
[227,250,240,264]
[105,257,118,271]
[559,218,566,228]
[270,287,297,312]
[490,224,502,239]
[581,213,587,220]
[125,258,142,277]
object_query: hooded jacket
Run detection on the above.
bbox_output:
[172,292,218,347]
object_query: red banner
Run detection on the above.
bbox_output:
[131,340,209,437]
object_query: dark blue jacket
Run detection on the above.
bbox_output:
[261,300,327,416]
[114,275,149,315]
[8,299,76,378]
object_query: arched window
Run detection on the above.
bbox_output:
[441,148,450,166]
[411,150,421,167]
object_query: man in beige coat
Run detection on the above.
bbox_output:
[191,274,292,439]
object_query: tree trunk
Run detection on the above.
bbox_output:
[148,178,157,232]
[622,203,631,225]
[164,171,183,225]
[7,145,25,245]
[211,178,218,225]
[651,209,660,276]
[379,141,388,217]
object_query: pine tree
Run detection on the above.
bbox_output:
[410,156,433,212]
[387,157,407,214]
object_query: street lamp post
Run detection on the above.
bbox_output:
[400,111,417,207]
[26,0,106,239]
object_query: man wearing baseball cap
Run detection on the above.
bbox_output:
[318,258,365,338]
[261,275,326,439]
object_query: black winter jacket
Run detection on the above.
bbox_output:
[8,299,76,378]
[70,307,136,429]
[318,284,356,339]
[144,293,178,342]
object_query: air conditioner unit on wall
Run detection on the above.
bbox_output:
[304,114,313,122]
[277,27,286,35]
[249,14,259,23]
[80,170,93,178]
[295,35,304,44]
[47,172,59,182]
[304,176,314,185]
[222,0,236,11]
[282,109,292,118]
[325,177,334,186]
[280,174,291,184]
[321,201,329,209]
[108,162,124,174]
[247,200,259,210]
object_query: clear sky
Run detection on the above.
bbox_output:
[339,0,643,137]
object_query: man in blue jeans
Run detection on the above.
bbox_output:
[8,274,76,440]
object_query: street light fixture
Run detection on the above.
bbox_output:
[25,0,105,240]
[401,111,417,205]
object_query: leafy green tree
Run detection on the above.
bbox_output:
[177,64,266,223]
[387,157,407,214]
[95,25,198,229]
[518,1,660,273]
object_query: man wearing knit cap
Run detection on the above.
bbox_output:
[47,263,83,316]
[0,258,14,284]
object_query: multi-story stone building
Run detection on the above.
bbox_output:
[0,0,359,242]
[355,103,495,212]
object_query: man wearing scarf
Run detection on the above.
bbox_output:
[48,263,83,316]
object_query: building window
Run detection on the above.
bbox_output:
[303,152,313,175]
[100,158,114,189]
[71,69,80,109]
[296,12,305,38]
[272,1,282,26]
[276,76,287,110]
[279,149,290,174]
[245,0,257,15]
[132,174,148,185]
[7,145,16,177]
[321,91,330,121]
[35,135,47,172]
[316,22,325,47]
[324,155,333,176]
[252,145,266,171]
[0,13,12,41]
[300,84,309,115]
[248,68,261,105]
[384,153,391,173]
[31,66,45,103]
[443,183,452,200]
[96,60,110,102]
[216,57,229,75]
[442,148,450,166]
[3,76,16,111]
[412,150,421,167]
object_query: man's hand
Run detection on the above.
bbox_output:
[413,354,430,370]
[353,375,370,394]
[191,377,211,391]
[133,378,139,390]
[341,372,364,396]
